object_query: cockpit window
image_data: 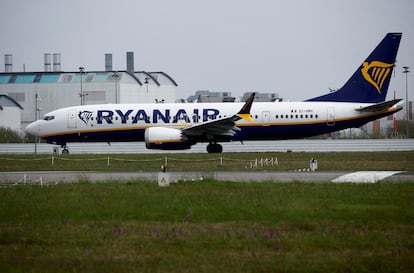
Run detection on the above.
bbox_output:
[44,115,55,121]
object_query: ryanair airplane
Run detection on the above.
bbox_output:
[25,33,403,153]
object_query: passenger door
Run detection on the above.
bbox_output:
[262,111,270,126]
[327,107,335,126]
[68,110,77,128]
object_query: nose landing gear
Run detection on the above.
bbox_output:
[61,144,69,154]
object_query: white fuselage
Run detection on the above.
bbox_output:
[25,100,400,146]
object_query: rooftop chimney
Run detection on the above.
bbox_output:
[44,53,52,72]
[105,53,113,71]
[52,53,61,72]
[126,51,134,73]
[4,54,12,72]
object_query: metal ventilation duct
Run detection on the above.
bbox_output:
[52,53,61,72]
[44,53,52,72]
[4,54,12,72]
[126,51,134,73]
[105,53,113,71]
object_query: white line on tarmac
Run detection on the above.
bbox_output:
[331,171,404,183]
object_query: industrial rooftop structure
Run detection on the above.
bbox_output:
[0,94,24,131]
[0,53,178,130]
[0,70,178,129]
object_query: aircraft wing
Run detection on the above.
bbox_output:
[183,93,255,137]
[356,99,402,112]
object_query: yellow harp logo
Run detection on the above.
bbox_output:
[361,61,393,94]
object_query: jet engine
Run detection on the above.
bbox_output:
[144,127,193,150]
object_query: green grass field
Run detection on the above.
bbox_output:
[1,152,413,272]
[1,151,414,172]
[1,181,413,273]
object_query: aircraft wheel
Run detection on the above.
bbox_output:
[207,143,223,153]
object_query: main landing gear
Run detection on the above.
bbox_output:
[206,142,223,153]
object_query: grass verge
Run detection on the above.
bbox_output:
[1,181,413,272]
[1,151,413,172]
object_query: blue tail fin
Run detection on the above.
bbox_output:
[307,33,402,103]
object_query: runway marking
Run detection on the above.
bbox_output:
[331,171,403,183]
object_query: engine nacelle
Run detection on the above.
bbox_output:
[144,127,193,150]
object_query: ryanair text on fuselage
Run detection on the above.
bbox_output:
[80,108,221,125]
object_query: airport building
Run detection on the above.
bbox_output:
[186,91,281,103]
[0,94,23,131]
[186,90,236,103]
[0,53,178,130]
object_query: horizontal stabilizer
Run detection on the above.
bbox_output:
[356,99,402,112]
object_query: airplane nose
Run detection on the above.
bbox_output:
[25,121,40,137]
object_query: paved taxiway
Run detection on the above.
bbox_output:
[0,171,413,185]
[1,139,413,154]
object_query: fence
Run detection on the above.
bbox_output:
[1,156,279,169]
[0,156,278,187]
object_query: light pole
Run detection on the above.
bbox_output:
[403,66,410,138]
[34,93,41,154]
[145,77,149,93]
[79,66,85,105]
[113,71,119,103]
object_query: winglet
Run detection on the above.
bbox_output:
[356,99,402,112]
[237,93,255,122]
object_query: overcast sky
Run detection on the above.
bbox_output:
[1,0,413,101]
